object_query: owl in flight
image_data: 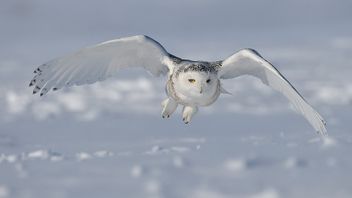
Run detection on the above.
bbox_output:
[29,35,327,136]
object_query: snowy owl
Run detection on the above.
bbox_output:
[29,35,327,136]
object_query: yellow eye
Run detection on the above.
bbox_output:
[188,79,196,83]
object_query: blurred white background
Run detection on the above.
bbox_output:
[0,0,351,198]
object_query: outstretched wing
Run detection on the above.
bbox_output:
[29,35,178,96]
[218,48,327,136]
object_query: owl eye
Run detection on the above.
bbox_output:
[188,79,196,83]
[206,79,211,83]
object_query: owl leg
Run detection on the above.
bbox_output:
[182,106,198,124]
[161,98,178,118]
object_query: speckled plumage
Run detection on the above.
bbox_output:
[166,61,221,107]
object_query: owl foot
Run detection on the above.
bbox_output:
[161,98,178,118]
[182,105,198,124]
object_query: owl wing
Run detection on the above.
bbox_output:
[218,48,327,136]
[29,35,179,96]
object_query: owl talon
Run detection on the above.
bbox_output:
[182,117,188,124]
[161,98,178,119]
[182,117,190,124]
[162,115,170,119]
[182,106,198,125]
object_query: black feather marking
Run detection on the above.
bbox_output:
[176,62,217,77]
[53,88,58,91]
[29,79,36,87]
[183,63,217,73]
[34,67,42,74]
[33,86,41,94]
[39,87,48,96]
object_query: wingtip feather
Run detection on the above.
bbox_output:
[317,120,328,137]
[29,79,36,87]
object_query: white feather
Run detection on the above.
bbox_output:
[219,48,327,136]
[30,35,173,95]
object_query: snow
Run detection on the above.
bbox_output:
[76,152,92,161]
[283,157,307,169]
[1,0,352,197]
[5,91,30,114]
[130,165,144,178]
[3,155,17,164]
[224,158,247,172]
[331,37,352,50]
[249,188,280,198]
[27,150,49,160]
[93,150,114,158]
[0,185,9,198]
[322,137,338,148]
[172,156,186,168]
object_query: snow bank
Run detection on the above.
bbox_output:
[2,78,162,121]
[0,185,9,198]
[2,77,351,122]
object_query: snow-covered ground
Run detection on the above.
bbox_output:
[1,0,352,197]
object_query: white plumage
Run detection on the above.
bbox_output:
[30,35,327,136]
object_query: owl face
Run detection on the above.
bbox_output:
[175,70,218,96]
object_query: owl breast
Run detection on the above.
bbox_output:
[166,79,220,106]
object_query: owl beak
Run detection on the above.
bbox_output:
[199,86,203,94]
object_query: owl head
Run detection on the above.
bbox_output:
[174,63,219,98]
